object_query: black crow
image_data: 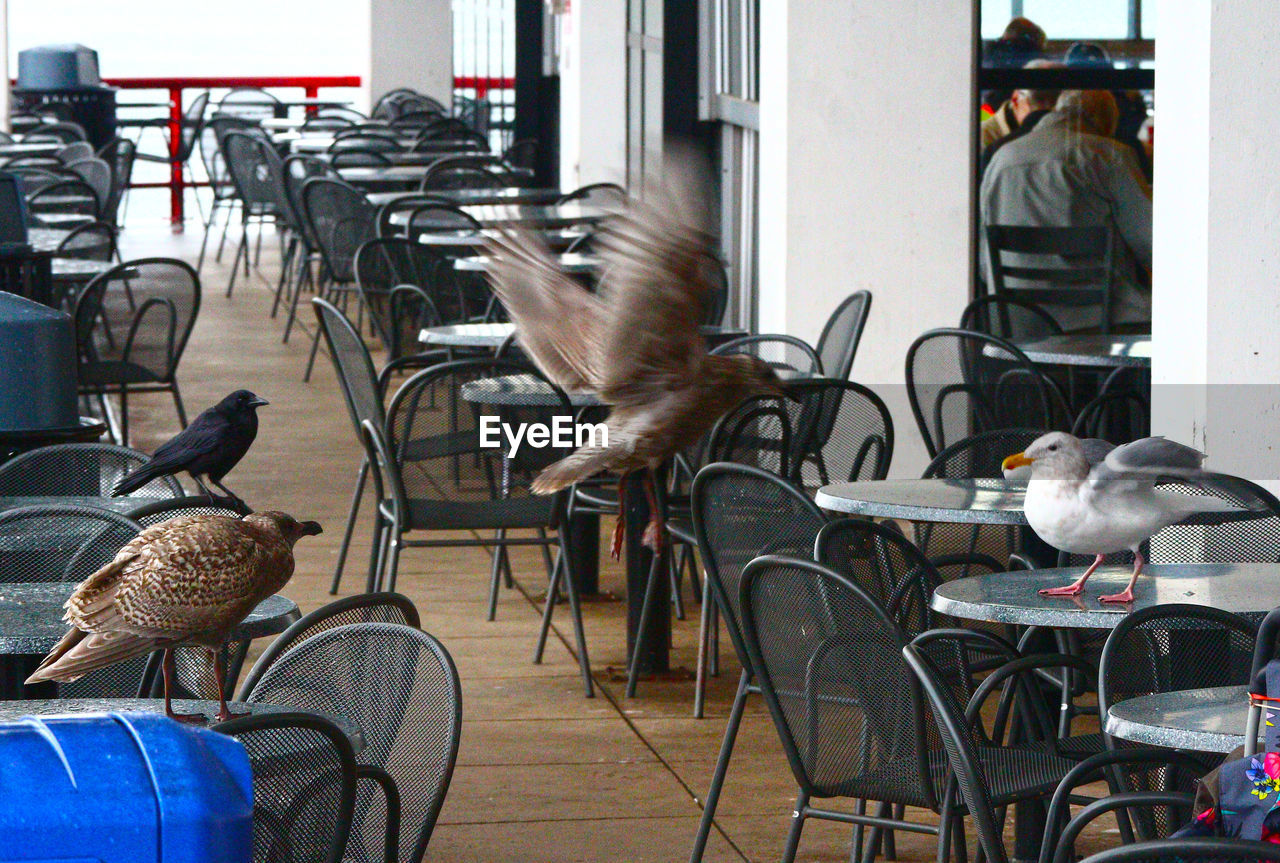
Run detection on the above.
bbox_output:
[112,390,269,507]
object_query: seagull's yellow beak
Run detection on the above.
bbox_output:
[1002,452,1033,471]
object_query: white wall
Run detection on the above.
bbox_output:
[758,1,976,475]
[558,0,627,190]
[1151,0,1280,482]
[368,0,453,108]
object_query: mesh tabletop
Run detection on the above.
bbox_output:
[816,478,1030,523]
[983,334,1152,369]
[0,698,362,745]
[0,582,299,654]
[1104,684,1253,752]
[27,228,71,254]
[0,496,141,516]
[419,322,514,347]
[50,258,112,282]
[367,187,562,207]
[391,202,609,230]
[461,374,600,407]
[930,562,1280,628]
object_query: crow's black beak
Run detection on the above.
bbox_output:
[299,521,323,536]
[249,396,270,408]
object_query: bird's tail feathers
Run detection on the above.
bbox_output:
[25,628,158,684]
[532,447,620,495]
[112,465,160,497]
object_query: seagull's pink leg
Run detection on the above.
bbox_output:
[610,472,631,560]
[640,469,665,553]
[211,648,248,723]
[163,649,206,725]
[1099,551,1144,604]
[1040,554,1106,597]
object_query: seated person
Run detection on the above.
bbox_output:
[980,62,1061,175]
[980,89,1153,333]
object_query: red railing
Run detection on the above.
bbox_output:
[452,75,514,99]
[103,75,360,227]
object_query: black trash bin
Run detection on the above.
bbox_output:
[12,44,117,148]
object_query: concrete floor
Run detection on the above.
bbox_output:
[111,209,1114,863]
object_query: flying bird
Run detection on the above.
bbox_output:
[486,168,786,555]
[113,389,268,507]
[26,511,322,722]
[1003,431,1245,603]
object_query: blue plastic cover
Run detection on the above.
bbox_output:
[0,712,252,863]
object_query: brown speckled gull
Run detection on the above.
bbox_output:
[26,511,322,722]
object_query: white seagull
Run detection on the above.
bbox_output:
[1002,431,1245,603]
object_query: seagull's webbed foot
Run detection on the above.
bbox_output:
[1099,552,1143,605]
[1040,553,1106,599]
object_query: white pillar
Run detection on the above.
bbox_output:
[758,1,976,475]
[558,0,626,190]
[1151,0,1280,483]
[0,0,9,132]
[368,0,454,109]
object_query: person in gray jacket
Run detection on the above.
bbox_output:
[980,89,1153,332]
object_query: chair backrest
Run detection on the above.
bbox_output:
[127,495,250,526]
[72,258,202,384]
[902,642,1008,863]
[815,517,950,636]
[25,121,86,143]
[985,224,1116,333]
[329,134,402,153]
[375,359,573,519]
[1098,603,1257,741]
[329,148,393,168]
[922,427,1048,479]
[242,622,461,863]
[217,87,280,121]
[710,334,821,376]
[55,220,116,262]
[690,463,828,669]
[214,711,358,863]
[238,593,421,699]
[56,141,94,164]
[300,178,377,283]
[198,116,258,199]
[313,297,387,435]
[282,154,340,245]
[0,504,140,583]
[223,131,280,211]
[814,291,872,380]
[28,178,99,222]
[353,237,459,352]
[66,158,112,217]
[95,138,136,224]
[0,442,181,497]
[960,295,1063,343]
[173,91,209,162]
[741,556,939,807]
[421,164,504,191]
[374,193,449,237]
[402,203,482,236]
[556,182,627,206]
[704,396,792,477]
[784,378,894,487]
[905,327,1066,457]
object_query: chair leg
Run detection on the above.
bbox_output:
[282,257,309,343]
[625,543,668,698]
[782,791,810,863]
[331,458,369,595]
[226,227,246,297]
[557,529,593,697]
[670,545,686,621]
[486,539,504,621]
[171,384,188,428]
[384,520,403,593]
[689,669,750,863]
[271,236,296,319]
[216,200,235,263]
[196,199,218,274]
[533,549,562,664]
[693,578,714,719]
[119,387,129,447]
[365,515,386,595]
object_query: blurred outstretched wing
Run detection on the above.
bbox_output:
[594,162,718,407]
[486,228,608,393]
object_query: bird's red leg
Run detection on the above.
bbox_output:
[641,469,665,553]
[611,473,630,560]
[211,648,248,723]
[1099,551,1144,604]
[1040,554,1105,598]
[162,649,205,725]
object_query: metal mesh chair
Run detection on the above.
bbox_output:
[66,158,111,218]
[56,141,94,163]
[136,90,207,166]
[0,505,148,698]
[1099,604,1257,748]
[710,334,821,376]
[55,220,116,262]
[238,593,420,698]
[906,327,1068,458]
[985,224,1116,333]
[217,87,281,121]
[195,115,257,273]
[72,258,201,445]
[1040,748,1210,863]
[94,138,136,228]
[421,164,505,191]
[27,178,99,227]
[214,711,361,863]
[961,295,1064,342]
[745,559,1080,863]
[127,494,250,525]
[555,182,627,206]
[242,622,461,863]
[374,193,448,238]
[354,237,459,360]
[221,130,282,297]
[686,464,829,861]
[278,154,341,332]
[362,359,593,694]
[814,291,872,381]
[784,378,894,489]
[1079,840,1280,863]
[25,121,88,143]
[298,177,378,381]
[0,442,182,497]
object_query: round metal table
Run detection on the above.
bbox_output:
[420,321,515,348]
[0,583,300,656]
[51,258,112,284]
[930,563,1280,625]
[815,478,1029,523]
[415,226,585,251]
[26,228,72,254]
[0,698,362,745]
[986,334,1152,369]
[460,373,600,408]
[0,495,142,517]
[367,187,562,208]
[391,202,608,231]
[1104,685,1254,753]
